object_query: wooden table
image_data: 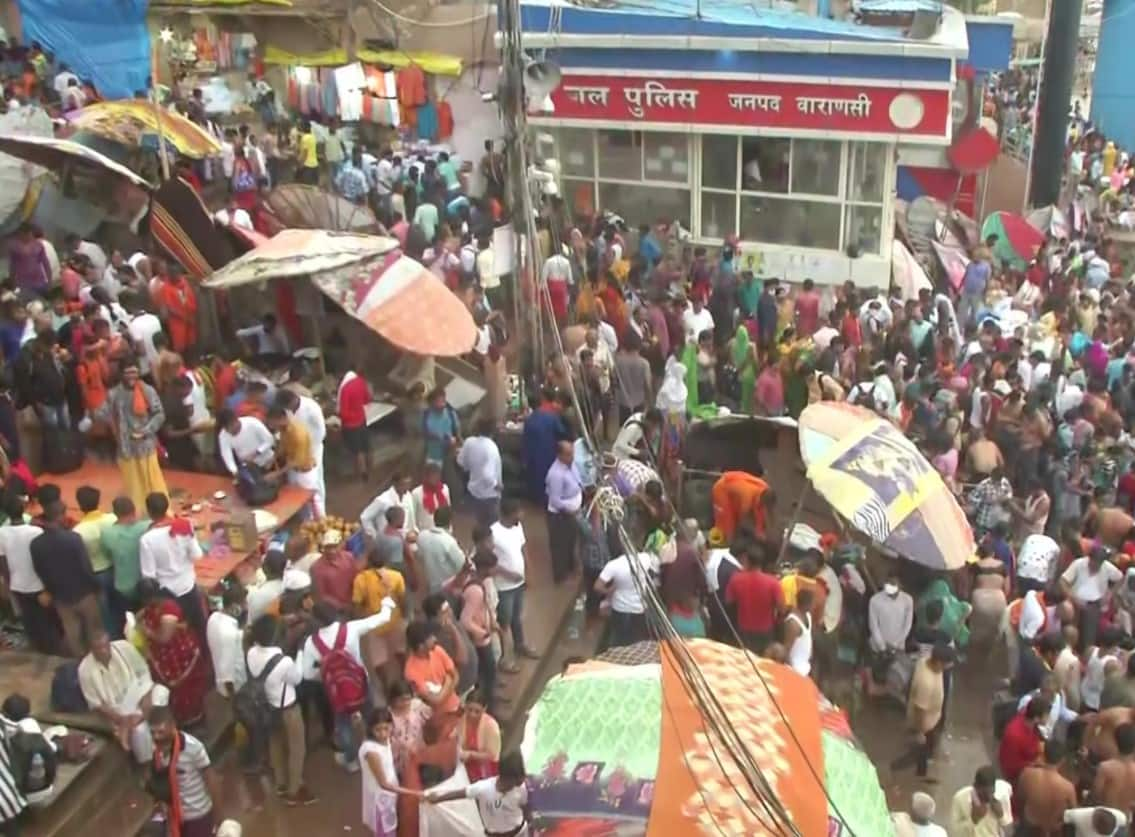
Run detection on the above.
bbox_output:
[45,461,313,589]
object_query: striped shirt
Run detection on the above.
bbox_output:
[0,729,27,824]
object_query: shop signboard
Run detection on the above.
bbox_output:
[550,74,951,139]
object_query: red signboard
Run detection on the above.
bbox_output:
[547,74,951,138]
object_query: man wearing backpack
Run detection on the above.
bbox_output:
[300,597,396,772]
[243,615,316,807]
[0,694,55,809]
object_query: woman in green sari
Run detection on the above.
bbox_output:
[728,324,758,414]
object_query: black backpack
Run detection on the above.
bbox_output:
[234,652,285,745]
[6,725,57,796]
[236,463,281,507]
[50,662,89,714]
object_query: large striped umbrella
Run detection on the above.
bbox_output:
[981,210,1045,270]
[798,402,973,571]
[65,100,222,159]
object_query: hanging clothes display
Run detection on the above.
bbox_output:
[397,64,427,107]
[436,100,454,140]
[417,100,438,142]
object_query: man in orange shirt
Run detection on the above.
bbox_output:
[155,265,197,354]
[712,471,775,542]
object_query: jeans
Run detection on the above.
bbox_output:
[496,585,527,652]
[297,680,334,744]
[467,494,501,527]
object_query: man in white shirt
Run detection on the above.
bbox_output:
[217,409,277,477]
[214,199,253,231]
[1018,673,1079,740]
[236,314,291,357]
[300,598,395,771]
[1017,534,1061,594]
[139,493,206,639]
[428,751,530,832]
[78,631,155,762]
[949,767,1012,837]
[360,474,417,539]
[0,502,51,652]
[681,297,715,345]
[1062,545,1123,648]
[246,613,315,805]
[492,500,538,669]
[1064,807,1128,836]
[595,551,658,649]
[126,308,163,377]
[206,586,248,698]
[246,552,290,625]
[457,421,502,526]
[53,65,79,97]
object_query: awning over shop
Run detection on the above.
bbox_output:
[262,46,463,76]
[203,229,397,289]
[204,230,478,356]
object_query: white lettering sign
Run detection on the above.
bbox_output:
[623,80,699,119]
[727,93,783,113]
[563,85,610,108]
[795,92,873,119]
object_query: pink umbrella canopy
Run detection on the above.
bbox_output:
[348,256,477,356]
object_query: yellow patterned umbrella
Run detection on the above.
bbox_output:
[65,100,222,159]
[798,402,973,570]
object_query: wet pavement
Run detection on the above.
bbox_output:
[221,476,589,836]
[206,475,999,835]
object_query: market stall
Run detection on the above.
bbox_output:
[43,460,312,590]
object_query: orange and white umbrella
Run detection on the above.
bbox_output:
[348,256,477,357]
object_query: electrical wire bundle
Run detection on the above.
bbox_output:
[524,239,859,837]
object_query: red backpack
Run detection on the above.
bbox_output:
[312,624,368,714]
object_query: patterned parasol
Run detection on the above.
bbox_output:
[523,639,893,837]
[261,184,384,235]
[65,100,222,159]
[980,210,1045,270]
[798,402,973,571]
[335,256,478,357]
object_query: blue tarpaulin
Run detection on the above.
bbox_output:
[17,0,151,99]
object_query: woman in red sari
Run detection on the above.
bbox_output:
[137,581,209,726]
[457,690,500,782]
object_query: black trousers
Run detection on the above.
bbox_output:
[890,726,940,776]
[546,511,578,584]
[475,643,497,713]
[12,590,62,655]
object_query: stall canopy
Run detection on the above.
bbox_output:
[504,639,893,837]
[64,101,223,159]
[204,230,478,356]
[798,402,974,571]
[261,185,384,235]
[0,135,153,190]
[262,46,463,76]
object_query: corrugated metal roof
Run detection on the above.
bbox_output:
[857,0,944,12]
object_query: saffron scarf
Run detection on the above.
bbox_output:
[154,732,184,837]
[131,380,150,418]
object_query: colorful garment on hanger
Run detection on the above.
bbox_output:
[417,101,438,142]
[436,101,454,140]
[397,65,427,107]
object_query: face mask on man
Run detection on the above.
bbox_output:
[883,583,899,597]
